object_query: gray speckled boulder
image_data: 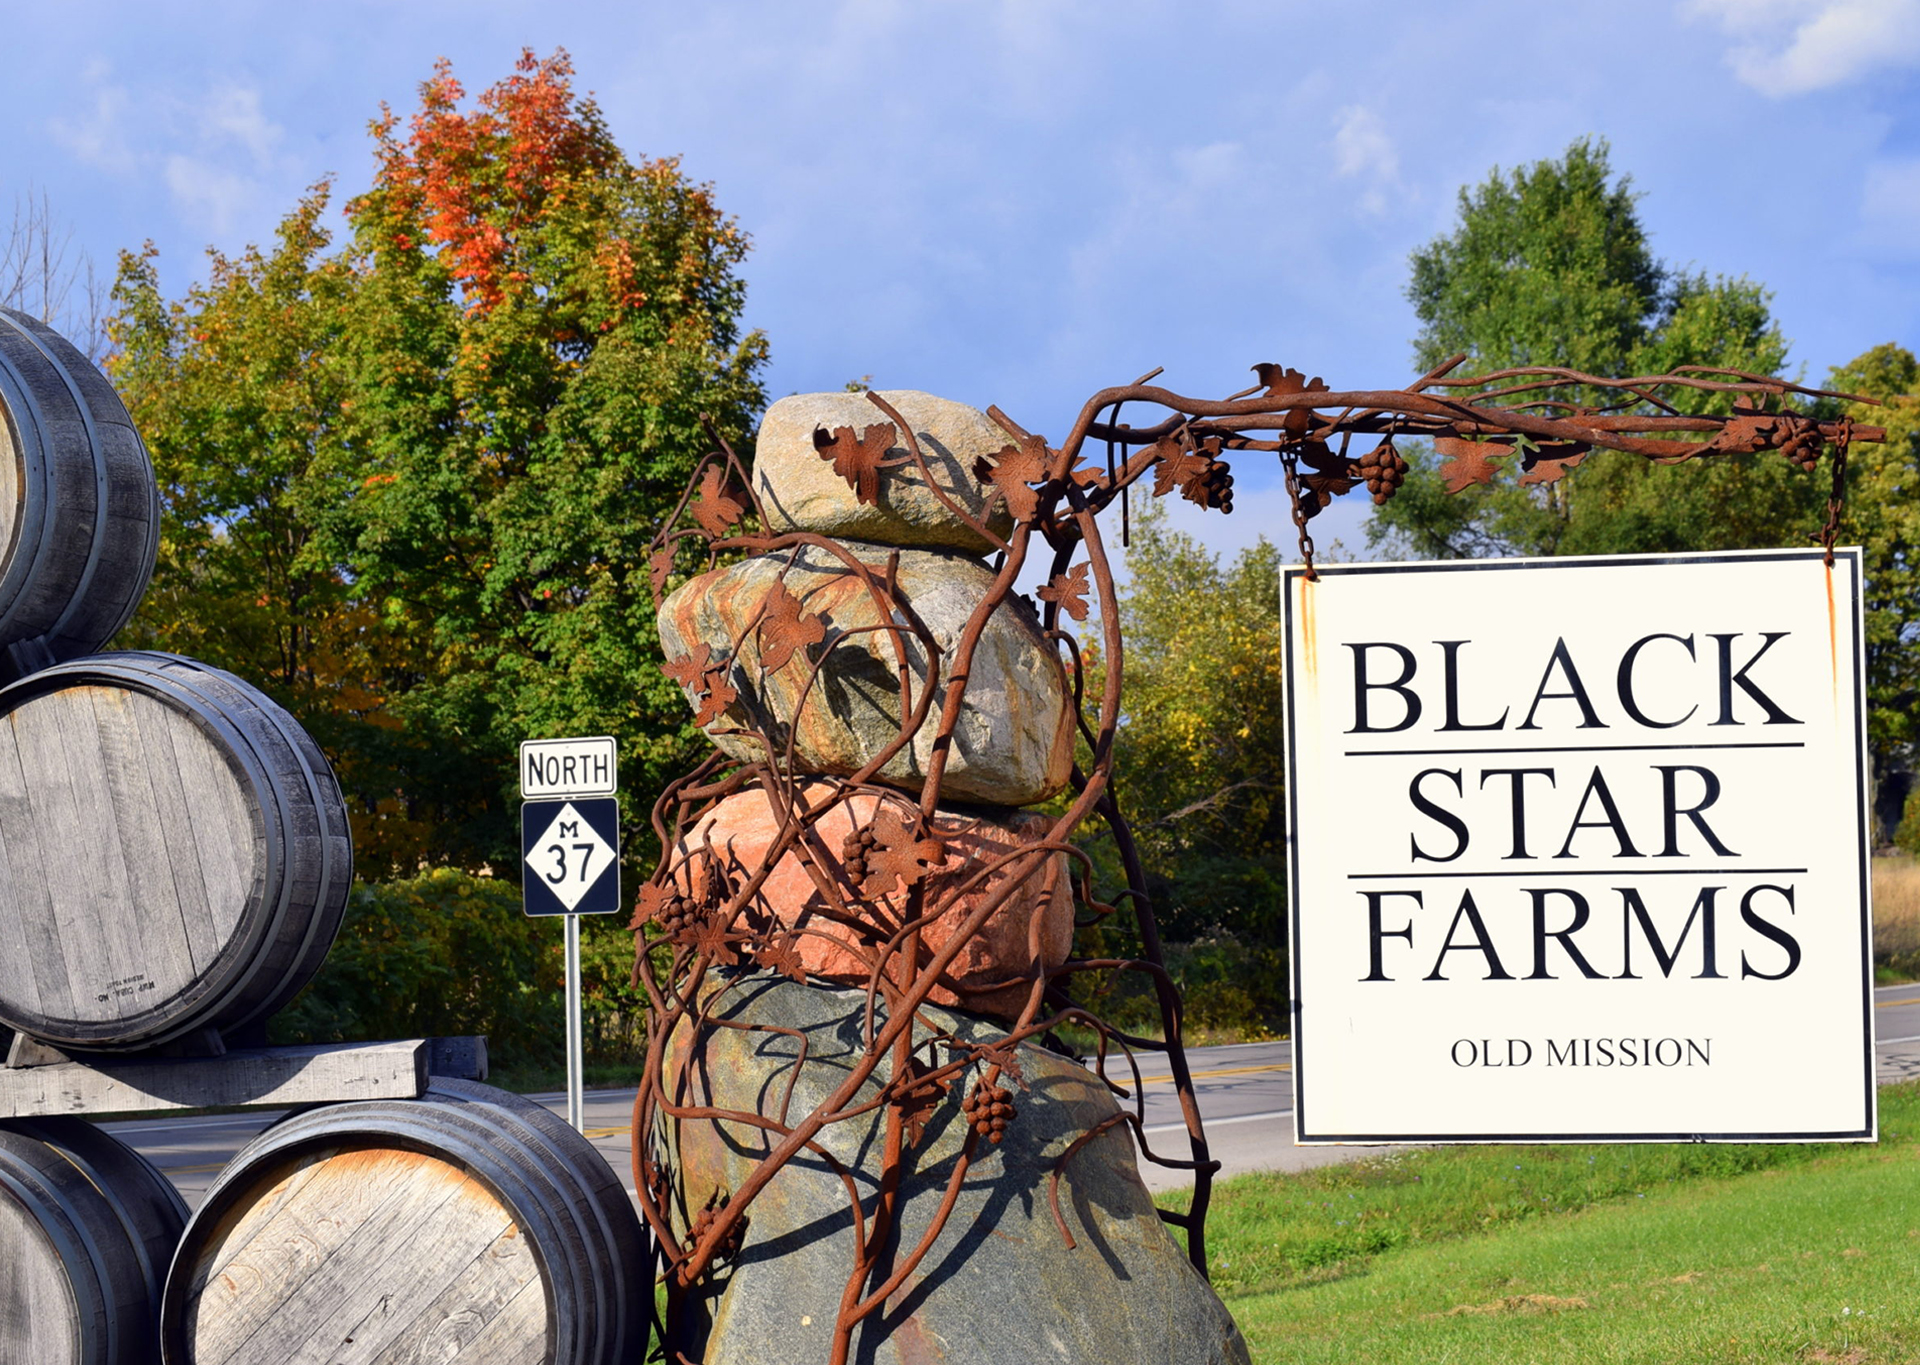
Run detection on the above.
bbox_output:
[657,543,1073,806]
[659,974,1251,1365]
[754,391,1016,555]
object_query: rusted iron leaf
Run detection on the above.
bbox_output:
[648,545,677,597]
[896,1059,951,1146]
[1518,442,1592,486]
[753,931,809,985]
[813,422,897,506]
[631,880,673,932]
[693,664,737,726]
[1150,436,1234,511]
[866,807,949,893]
[1037,562,1091,622]
[667,644,738,725]
[1705,402,1781,455]
[973,435,1054,522]
[1253,363,1329,438]
[693,917,740,966]
[757,581,827,673]
[1434,436,1511,493]
[1301,471,1355,507]
[691,465,746,537]
[661,643,713,691]
[980,1044,1025,1089]
[1297,440,1348,475]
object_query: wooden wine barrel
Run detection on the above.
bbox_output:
[0,309,159,667]
[0,1116,189,1365]
[0,651,352,1051]
[161,1080,650,1365]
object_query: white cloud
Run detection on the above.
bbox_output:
[1332,106,1401,215]
[199,87,282,166]
[51,71,292,237]
[47,63,135,174]
[1686,0,1920,94]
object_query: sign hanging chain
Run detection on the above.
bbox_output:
[1818,417,1853,569]
[1281,447,1318,582]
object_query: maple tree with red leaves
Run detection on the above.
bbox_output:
[112,48,767,896]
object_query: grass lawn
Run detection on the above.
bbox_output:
[1187,1082,1920,1363]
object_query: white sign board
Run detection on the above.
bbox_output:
[1283,548,1874,1143]
[520,736,618,800]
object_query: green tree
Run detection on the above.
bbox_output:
[1378,138,1813,561]
[1082,505,1288,1031]
[1824,344,1920,840]
[109,190,407,849]
[110,50,767,878]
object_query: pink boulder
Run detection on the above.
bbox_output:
[672,783,1073,1021]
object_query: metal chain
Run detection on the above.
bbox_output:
[1280,448,1318,581]
[1820,416,1853,568]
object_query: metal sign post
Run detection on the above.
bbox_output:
[520,737,620,1134]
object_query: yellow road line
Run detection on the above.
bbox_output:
[1878,997,1920,1008]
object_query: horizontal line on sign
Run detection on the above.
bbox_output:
[1346,868,1809,880]
[1344,742,1807,757]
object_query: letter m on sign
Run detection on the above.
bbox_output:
[559,820,579,837]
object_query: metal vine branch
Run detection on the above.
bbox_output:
[631,357,1881,1364]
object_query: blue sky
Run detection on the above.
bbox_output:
[4,0,1916,560]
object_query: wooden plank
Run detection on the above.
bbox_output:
[126,685,222,976]
[188,1148,482,1365]
[0,1192,83,1365]
[332,1216,545,1365]
[8,692,102,1025]
[0,714,51,1020]
[280,1161,525,1365]
[87,685,197,1018]
[0,1040,431,1117]
[453,1273,550,1364]
[426,1036,489,1082]
[43,687,140,1025]
[163,699,258,944]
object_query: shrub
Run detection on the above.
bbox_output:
[270,867,646,1072]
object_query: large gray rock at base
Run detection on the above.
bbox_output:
[754,391,1017,555]
[658,543,1074,806]
[658,973,1251,1365]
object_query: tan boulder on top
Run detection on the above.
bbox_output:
[673,783,1073,1020]
[753,390,1016,556]
[658,543,1074,806]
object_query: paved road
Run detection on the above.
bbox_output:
[103,981,1920,1208]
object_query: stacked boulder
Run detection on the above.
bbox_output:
[654,392,1251,1364]
[658,390,1079,1014]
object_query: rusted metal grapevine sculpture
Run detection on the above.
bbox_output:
[631,355,1881,1364]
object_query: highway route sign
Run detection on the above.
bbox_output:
[521,735,617,800]
[521,797,621,916]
